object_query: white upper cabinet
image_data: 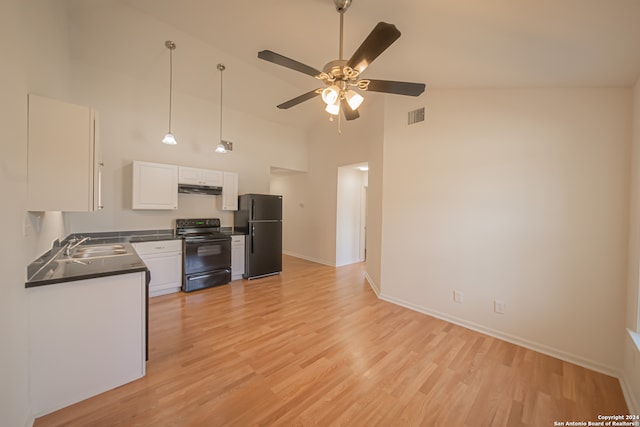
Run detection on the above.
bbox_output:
[27,94,103,212]
[178,166,222,187]
[221,172,238,211]
[132,161,178,210]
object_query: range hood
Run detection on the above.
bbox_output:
[178,183,222,195]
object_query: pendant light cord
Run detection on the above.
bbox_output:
[165,40,176,134]
[168,47,173,132]
[218,64,226,142]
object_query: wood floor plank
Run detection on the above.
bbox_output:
[34,255,629,426]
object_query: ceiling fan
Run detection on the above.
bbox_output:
[258,0,425,122]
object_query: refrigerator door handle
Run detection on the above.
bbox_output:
[251,225,255,254]
[251,199,255,221]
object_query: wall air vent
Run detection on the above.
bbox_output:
[408,107,425,125]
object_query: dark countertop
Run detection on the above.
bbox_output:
[25,229,178,288]
[26,242,147,288]
[220,227,246,236]
[25,228,245,288]
[80,229,179,244]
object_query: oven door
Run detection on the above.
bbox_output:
[183,237,231,275]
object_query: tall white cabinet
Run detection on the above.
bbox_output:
[221,172,238,211]
[27,94,102,212]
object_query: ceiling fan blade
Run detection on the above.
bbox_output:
[258,50,321,77]
[341,99,360,121]
[277,89,321,109]
[346,22,401,74]
[364,79,426,96]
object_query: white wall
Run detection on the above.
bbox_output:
[623,76,640,413]
[63,1,309,233]
[272,100,384,267]
[380,88,630,373]
[270,170,308,260]
[1,1,73,425]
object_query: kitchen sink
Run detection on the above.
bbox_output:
[73,244,126,253]
[62,244,131,260]
[71,249,129,259]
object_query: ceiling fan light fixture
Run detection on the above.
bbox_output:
[325,101,340,115]
[321,85,341,105]
[257,0,425,127]
[345,89,364,110]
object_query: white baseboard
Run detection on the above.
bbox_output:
[25,412,35,427]
[378,292,620,379]
[620,375,640,415]
[283,251,335,267]
[364,272,380,296]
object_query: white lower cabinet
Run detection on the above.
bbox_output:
[28,272,146,417]
[231,235,245,280]
[132,240,183,296]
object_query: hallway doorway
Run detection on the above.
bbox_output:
[336,163,368,267]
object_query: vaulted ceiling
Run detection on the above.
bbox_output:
[69,0,640,128]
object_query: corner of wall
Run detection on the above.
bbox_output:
[622,73,640,417]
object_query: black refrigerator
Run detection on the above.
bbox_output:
[234,194,282,279]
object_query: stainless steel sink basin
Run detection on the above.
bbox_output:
[71,249,129,259]
[66,244,131,260]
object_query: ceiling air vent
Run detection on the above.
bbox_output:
[408,107,425,125]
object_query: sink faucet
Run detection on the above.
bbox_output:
[63,236,90,256]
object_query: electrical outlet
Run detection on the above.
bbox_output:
[494,300,506,314]
[454,290,464,303]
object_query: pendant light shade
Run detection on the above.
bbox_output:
[325,101,340,116]
[162,40,177,145]
[345,89,364,110]
[162,133,177,145]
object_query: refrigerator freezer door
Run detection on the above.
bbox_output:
[245,221,282,279]
[249,194,282,221]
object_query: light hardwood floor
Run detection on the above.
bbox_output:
[35,255,628,426]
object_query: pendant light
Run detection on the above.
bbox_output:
[162,40,177,145]
[215,63,233,153]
